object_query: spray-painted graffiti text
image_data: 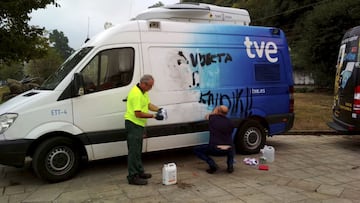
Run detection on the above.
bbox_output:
[199,88,253,117]
[190,53,232,67]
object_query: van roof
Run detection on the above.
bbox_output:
[83,20,283,48]
[343,26,360,38]
[133,3,250,25]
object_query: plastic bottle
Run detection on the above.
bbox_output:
[162,163,177,185]
[261,145,275,163]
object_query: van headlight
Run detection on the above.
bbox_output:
[0,113,18,134]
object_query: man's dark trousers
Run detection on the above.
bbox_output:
[194,144,234,169]
[125,120,145,181]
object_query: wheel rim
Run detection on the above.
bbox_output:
[45,146,75,176]
[243,127,261,150]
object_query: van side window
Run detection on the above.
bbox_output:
[255,64,280,81]
[81,48,134,94]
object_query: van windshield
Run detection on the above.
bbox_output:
[40,47,93,90]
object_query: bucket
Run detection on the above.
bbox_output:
[162,163,177,185]
[261,145,275,163]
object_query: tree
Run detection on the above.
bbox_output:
[25,48,63,81]
[0,0,58,63]
[0,62,24,81]
[49,29,74,59]
[25,29,73,81]
[293,0,360,87]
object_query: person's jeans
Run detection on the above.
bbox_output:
[194,144,234,169]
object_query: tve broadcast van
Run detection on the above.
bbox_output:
[0,3,294,182]
[328,25,360,132]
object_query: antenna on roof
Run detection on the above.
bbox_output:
[85,17,90,43]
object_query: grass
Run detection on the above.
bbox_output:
[293,92,333,131]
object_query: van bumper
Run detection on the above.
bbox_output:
[327,121,349,132]
[0,138,33,167]
[267,113,294,132]
[327,116,358,133]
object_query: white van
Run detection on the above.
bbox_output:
[0,3,294,182]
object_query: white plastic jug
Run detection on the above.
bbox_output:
[261,145,275,163]
[162,163,177,185]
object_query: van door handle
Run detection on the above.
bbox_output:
[122,98,127,102]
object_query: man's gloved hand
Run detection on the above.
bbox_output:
[154,108,167,120]
[155,112,164,120]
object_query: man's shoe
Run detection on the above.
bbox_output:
[139,172,152,179]
[128,176,148,185]
[227,166,234,173]
[206,166,218,174]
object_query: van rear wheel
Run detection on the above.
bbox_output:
[235,120,266,154]
[32,137,81,183]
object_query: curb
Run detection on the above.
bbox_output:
[283,130,340,135]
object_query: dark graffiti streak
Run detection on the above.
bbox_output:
[199,88,253,117]
[176,51,232,67]
[190,53,232,67]
[177,51,189,65]
[192,71,199,87]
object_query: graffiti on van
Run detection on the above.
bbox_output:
[177,51,233,67]
[199,88,253,116]
[189,52,232,67]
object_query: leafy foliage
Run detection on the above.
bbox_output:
[0,0,58,63]
[0,1,74,83]
[0,62,24,80]
[24,30,74,81]
[25,48,63,81]
[49,29,74,59]
[293,0,360,87]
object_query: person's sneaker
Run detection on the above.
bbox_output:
[128,176,148,185]
[227,166,234,173]
[206,166,218,174]
[139,172,152,179]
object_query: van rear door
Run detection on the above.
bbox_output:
[330,26,360,132]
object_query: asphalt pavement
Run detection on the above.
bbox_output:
[1,134,360,203]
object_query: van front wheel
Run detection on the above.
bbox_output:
[32,137,81,183]
[235,120,266,154]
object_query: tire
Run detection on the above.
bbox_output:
[32,137,81,183]
[235,120,266,154]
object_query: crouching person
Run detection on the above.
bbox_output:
[194,105,235,174]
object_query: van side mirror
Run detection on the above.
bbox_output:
[73,73,85,96]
